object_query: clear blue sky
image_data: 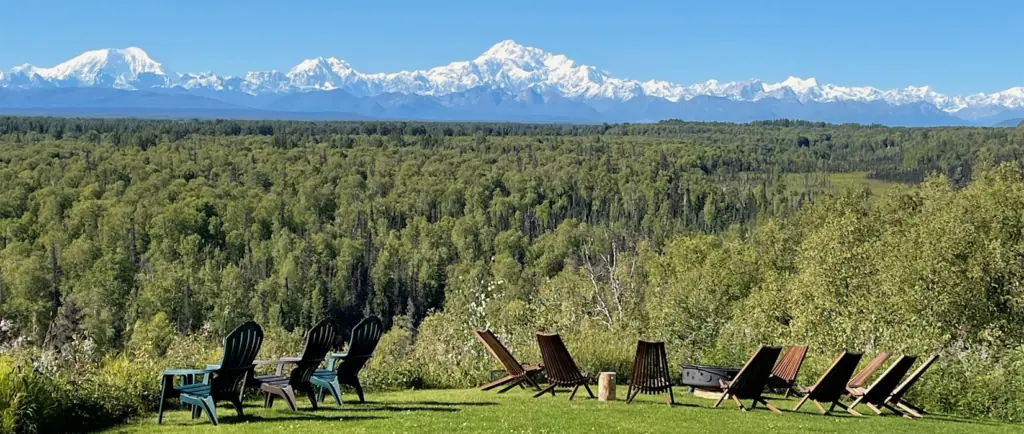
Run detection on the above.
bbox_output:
[1,0,1020,94]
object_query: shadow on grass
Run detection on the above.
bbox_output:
[343,404,460,413]
[404,400,499,407]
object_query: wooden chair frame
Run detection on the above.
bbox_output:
[534,333,594,400]
[473,330,542,393]
[713,346,783,413]
[626,340,675,406]
[793,350,862,415]
[767,345,808,397]
[846,355,918,418]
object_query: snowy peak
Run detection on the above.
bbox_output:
[5,47,167,89]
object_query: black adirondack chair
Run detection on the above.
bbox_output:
[313,316,384,403]
[793,350,863,415]
[713,345,783,413]
[253,319,336,411]
[157,321,264,426]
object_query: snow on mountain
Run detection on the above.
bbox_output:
[2,41,1022,122]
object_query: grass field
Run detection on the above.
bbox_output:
[782,171,901,196]
[105,387,1020,434]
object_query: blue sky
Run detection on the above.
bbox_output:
[1,0,1020,94]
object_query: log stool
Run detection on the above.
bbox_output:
[598,372,616,401]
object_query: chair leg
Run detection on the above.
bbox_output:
[533,384,557,398]
[264,392,275,408]
[713,392,729,408]
[228,395,245,418]
[813,400,826,414]
[793,395,809,411]
[524,375,542,391]
[897,402,923,418]
[480,374,516,391]
[199,396,218,426]
[847,397,864,416]
[157,376,170,425]
[325,380,343,406]
[498,378,522,394]
[664,389,674,407]
[351,379,366,403]
[282,387,299,411]
[305,389,319,410]
[569,385,580,401]
[731,395,746,411]
[866,403,884,415]
[583,383,595,398]
[900,399,926,415]
[760,399,782,414]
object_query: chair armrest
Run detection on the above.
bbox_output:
[255,357,303,376]
[326,352,348,370]
[163,368,213,376]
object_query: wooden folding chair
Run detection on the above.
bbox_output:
[888,354,938,418]
[713,346,783,413]
[767,345,808,397]
[626,340,675,406]
[846,355,917,418]
[534,333,594,400]
[473,330,542,393]
[793,350,862,415]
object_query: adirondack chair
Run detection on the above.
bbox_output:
[846,355,918,417]
[848,351,890,389]
[713,345,783,413]
[157,321,264,426]
[888,354,939,418]
[473,330,542,392]
[626,340,675,406]
[312,316,384,403]
[534,333,594,400]
[766,345,807,397]
[252,319,336,411]
[793,350,862,415]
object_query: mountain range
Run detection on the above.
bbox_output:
[2,40,1022,126]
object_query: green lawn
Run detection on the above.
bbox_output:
[105,387,1019,434]
[782,172,901,196]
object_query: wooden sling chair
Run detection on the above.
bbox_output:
[713,345,783,413]
[253,319,336,411]
[626,340,675,406]
[847,351,890,390]
[313,316,384,403]
[793,350,862,415]
[534,333,594,400]
[887,354,939,418]
[846,354,917,417]
[473,330,542,393]
[157,321,264,425]
[766,345,808,397]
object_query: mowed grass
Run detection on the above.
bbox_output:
[105,387,1019,434]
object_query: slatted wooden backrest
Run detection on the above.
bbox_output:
[861,355,917,404]
[890,354,938,402]
[848,351,890,389]
[729,345,782,399]
[290,319,337,384]
[337,316,384,375]
[212,321,264,396]
[629,340,672,393]
[474,330,526,377]
[807,351,862,402]
[536,333,585,385]
[771,345,808,383]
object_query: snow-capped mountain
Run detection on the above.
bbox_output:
[2,40,1021,125]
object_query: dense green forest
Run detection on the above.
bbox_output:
[1,116,1024,432]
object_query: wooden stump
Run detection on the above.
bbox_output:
[598,372,616,401]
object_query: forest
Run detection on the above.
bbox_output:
[0,116,1023,432]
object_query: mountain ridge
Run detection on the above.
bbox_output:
[2,40,1020,125]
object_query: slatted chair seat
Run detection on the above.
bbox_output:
[766,345,808,397]
[313,316,384,404]
[157,321,265,426]
[534,333,594,400]
[847,355,918,418]
[848,352,890,390]
[473,330,542,393]
[793,350,862,415]
[713,345,783,413]
[626,340,675,406]
[253,319,336,412]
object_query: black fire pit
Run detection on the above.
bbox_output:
[679,364,741,391]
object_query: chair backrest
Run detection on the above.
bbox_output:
[212,321,264,396]
[807,350,863,402]
[474,330,526,377]
[771,345,808,383]
[890,354,938,401]
[861,355,917,404]
[728,345,782,399]
[628,340,673,393]
[536,333,586,385]
[848,351,890,389]
[337,316,384,376]
[290,319,337,385]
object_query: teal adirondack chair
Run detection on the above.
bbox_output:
[157,321,264,426]
[253,319,336,411]
[312,316,383,403]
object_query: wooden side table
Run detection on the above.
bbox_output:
[598,372,616,401]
